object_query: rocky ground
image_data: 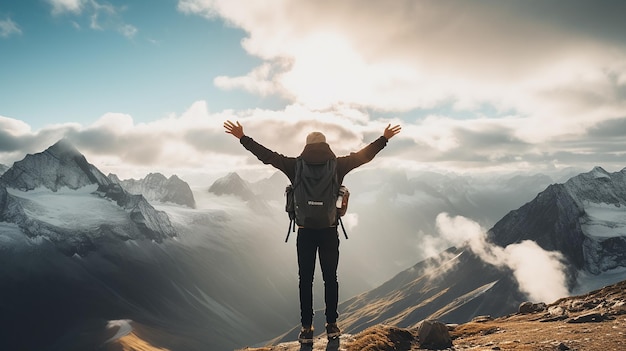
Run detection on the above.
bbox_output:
[237,280,626,351]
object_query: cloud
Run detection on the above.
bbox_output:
[46,0,137,38]
[46,0,85,15]
[0,17,22,38]
[178,0,626,151]
[3,96,626,182]
[435,213,569,303]
[0,102,389,179]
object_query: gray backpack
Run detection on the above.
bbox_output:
[285,157,348,242]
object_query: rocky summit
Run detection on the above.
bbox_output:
[109,172,196,208]
[236,279,626,351]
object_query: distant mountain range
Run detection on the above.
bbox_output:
[109,172,196,209]
[1,139,625,351]
[208,171,273,214]
[269,167,626,345]
[0,140,297,351]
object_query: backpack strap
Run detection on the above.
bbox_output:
[285,158,302,242]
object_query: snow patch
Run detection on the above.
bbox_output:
[105,319,133,343]
[6,185,129,230]
[581,203,626,238]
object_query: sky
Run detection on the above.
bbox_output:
[2,0,626,183]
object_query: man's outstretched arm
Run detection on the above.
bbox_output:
[223,120,296,180]
[337,124,402,177]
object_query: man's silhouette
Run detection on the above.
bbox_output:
[224,120,401,343]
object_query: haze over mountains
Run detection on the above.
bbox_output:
[0,140,625,351]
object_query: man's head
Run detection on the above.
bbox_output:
[306,132,326,145]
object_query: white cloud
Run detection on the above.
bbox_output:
[0,103,362,176]
[0,17,22,38]
[178,0,626,149]
[47,0,86,15]
[0,116,31,136]
[46,0,137,39]
[435,213,569,303]
[118,24,137,38]
[4,96,626,180]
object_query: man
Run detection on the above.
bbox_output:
[223,120,401,344]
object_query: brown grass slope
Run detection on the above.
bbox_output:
[239,279,626,351]
[268,247,526,346]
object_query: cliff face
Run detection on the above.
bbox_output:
[489,167,626,275]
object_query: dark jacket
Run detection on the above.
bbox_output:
[240,135,389,184]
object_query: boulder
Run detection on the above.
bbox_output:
[518,301,546,314]
[417,320,452,350]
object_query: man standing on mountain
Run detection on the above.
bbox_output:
[223,120,401,344]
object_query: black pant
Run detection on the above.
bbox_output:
[296,227,339,327]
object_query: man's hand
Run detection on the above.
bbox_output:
[224,120,245,139]
[383,124,401,140]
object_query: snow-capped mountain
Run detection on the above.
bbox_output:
[109,172,196,208]
[208,172,271,213]
[0,139,111,191]
[270,166,626,345]
[0,140,300,351]
[0,163,8,175]
[0,139,176,249]
[4,144,626,351]
[208,172,256,200]
[489,166,626,277]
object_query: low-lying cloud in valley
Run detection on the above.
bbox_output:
[434,213,569,303]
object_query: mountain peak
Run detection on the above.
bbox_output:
[0,140,111,191]
[111,172,196,208]
[46,138,82,159]
[208,172,255,201]
[588,166,610,179]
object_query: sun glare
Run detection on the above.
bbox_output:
[280,31,368,108]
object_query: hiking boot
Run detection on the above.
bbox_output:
[326,323,341,340]
[298,326,314,344]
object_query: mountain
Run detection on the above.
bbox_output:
[251,171,289,200]
[4,145,626,351]
[0,140,300,351]
[208,172,256,200]
[489,166,626,278]
[0,139,111,191]
[208,172,271,213]
[0,163,8,175]
[0,139,176,251]
[265,166,626,347]
[109,172,196,208]
[240,278,626,351]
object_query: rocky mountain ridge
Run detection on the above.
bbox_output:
[109,172,196,208]
[0,139,176,252]
[208,172,272,213]
[238,279,626,351]
[256,166,626,350]
[489,166,626,277]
